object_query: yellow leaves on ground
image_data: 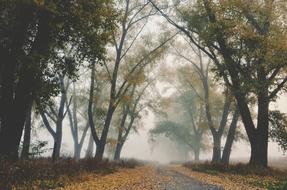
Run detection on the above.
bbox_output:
[59,166,171,190]
[169,165,276,190]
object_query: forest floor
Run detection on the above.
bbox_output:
[59,164,284,190]
[60,164,223,190]
[3,159,286,189]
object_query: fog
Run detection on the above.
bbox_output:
[27,8,287,165]
[34,89,287,164]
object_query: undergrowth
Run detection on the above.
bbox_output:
[0,158,141,190]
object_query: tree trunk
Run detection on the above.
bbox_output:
[249,93,269,167]
[211,134,221,163]
[194,147,200,162]
[95,142,105,161]
[52,121,63,161]
[95,105,115,161]
[74,144,81,161]
[21,102,33,159]
[221,108,240,164]
[249,135,268,167]
[85,133,94,158]
[114,142,123,160]
[0,69,32,159]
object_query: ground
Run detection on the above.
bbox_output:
[59,164,266,190]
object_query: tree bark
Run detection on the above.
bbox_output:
[85,133,94,158]
[114,143,123,161]
[95,105,115,160]
[211,134,221,163]
[21,102,33,159]
[194,147,200,162]
[221,108,240,164]
[52,121,63,161]
[249,89,269,167]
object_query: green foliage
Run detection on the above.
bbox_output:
[269,111,287,153]
[268,180,287,190]
[0,0,116,105]
[29,140,49,158]
[178,0,287,98]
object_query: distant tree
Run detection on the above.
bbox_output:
[66,83,92,161]
[173,44,241,164]
[114,78,155,160]
[150,86,210,162]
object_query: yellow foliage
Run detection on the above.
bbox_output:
[59,166,171,190]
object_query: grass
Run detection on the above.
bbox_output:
[183,161,287,190]
[0,158,142,190]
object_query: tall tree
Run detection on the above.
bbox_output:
[39,76,70,161]
[88,0,173,160]
[149,0,287,167]
[20,102,33,159]
[66,83,92,161]
[0,0,115,159]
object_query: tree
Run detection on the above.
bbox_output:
[150,91,209,162]
[173,44,240,163]
[114,78,155,160]
[149,0,287,167]
[39,76,70,161]
[88,0,174,160]
[66,83,91,161]
[20,102,33,159]
[0,0,115,159]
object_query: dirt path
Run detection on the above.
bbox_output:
[60,165,224,190]
[157,166,224,190]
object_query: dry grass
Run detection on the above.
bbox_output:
[182,162,287,190]
[0,158,142,190]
